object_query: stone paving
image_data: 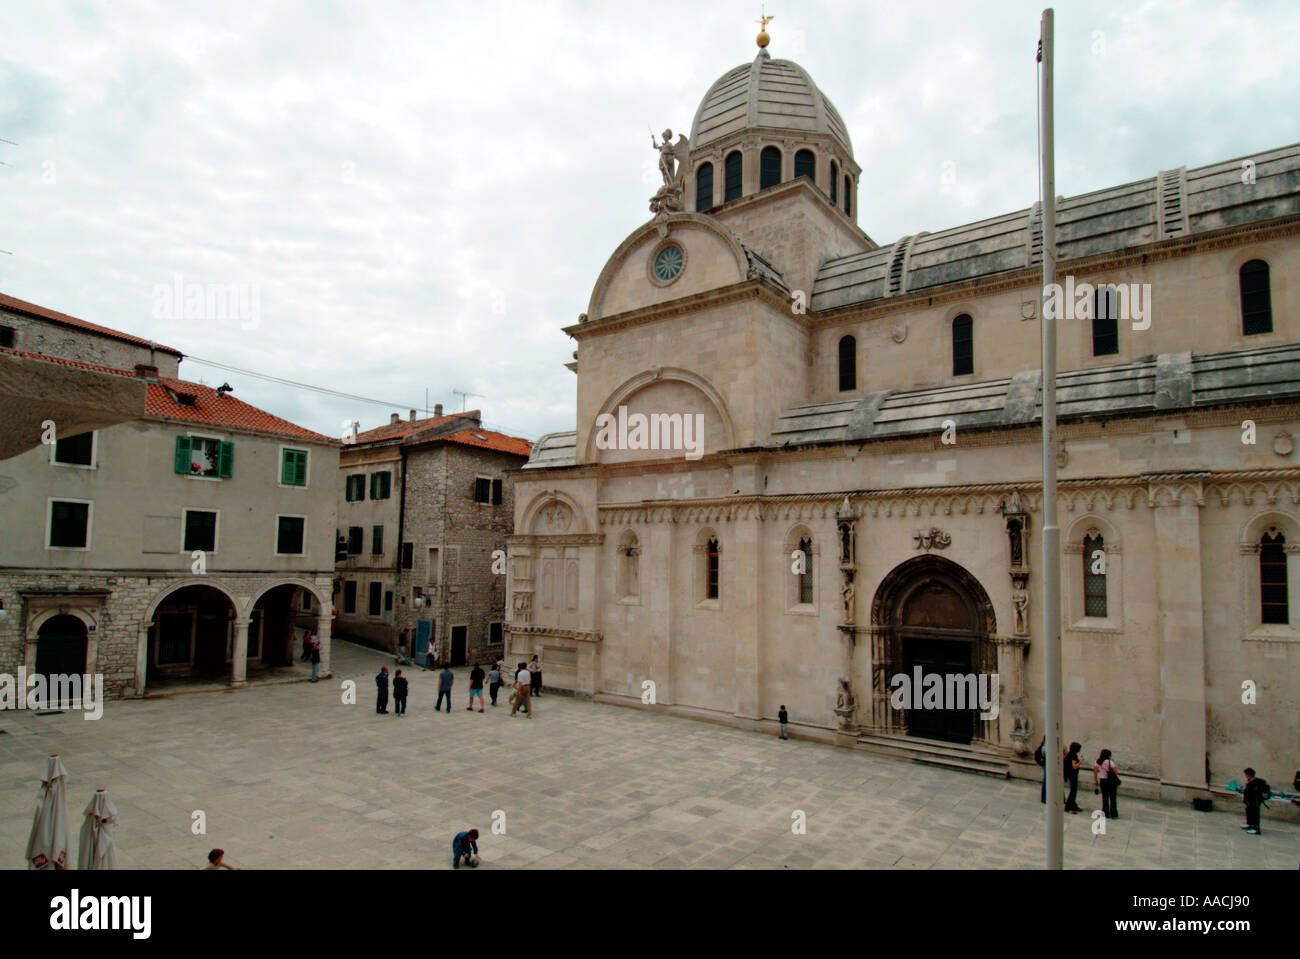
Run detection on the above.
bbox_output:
[1,640,1296,870]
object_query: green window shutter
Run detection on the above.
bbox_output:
[369,473,378,499]
[281,450,295,485]
[218,441,234,478]
[174,435,192,474]
[381,472,391,499]
[294,450,307,486]
[372,525,384,555]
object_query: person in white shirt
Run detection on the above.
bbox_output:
[511,662,532,718]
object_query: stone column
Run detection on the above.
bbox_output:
[1151,489,1209,800]
[230,618,250,686]
[316,610,333,679]
[135,624,149,698]
[649,515,674,705]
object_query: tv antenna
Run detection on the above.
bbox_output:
[452,388,484,412]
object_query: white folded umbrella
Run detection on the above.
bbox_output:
[78,788,120,871]
[25,755,73,870]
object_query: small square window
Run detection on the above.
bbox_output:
[49,500,90,549]
[347,526,363,555]
[54,431,95,467]
[277,516,305,555]
[370,471,392,500]
[0,325,14,349]
[281,448,308,486]
[473,477,491,504]
[184,510,218,553]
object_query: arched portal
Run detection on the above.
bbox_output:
[35,615,88,679]
[146,584,236,688]
[869,555,998,745]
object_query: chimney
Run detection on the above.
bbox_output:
[390,413,400,425]
[134,363,159,379]
[409,409,417,421]
[433,403,443,417]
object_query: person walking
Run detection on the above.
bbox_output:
[436,664,454,713]
[511,662,532,718]
[467,663,485,712]
[487,663,503,706]
[1242,768,1269,835]
[1093,748,1120,819]
[375,666,390,714]
[203,848,239,870]
[452,828,479,869]
[393,669,409,717]
[424,642,436,672]
[529,654,543,697]
[300,630,313,662]
[778,705,789,740]
[309,640,321,682]
[1035,736,1047,803]
[1064,741,1084,813]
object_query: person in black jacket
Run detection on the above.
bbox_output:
[1064,742,1084,813]
[393,669,408,717]
[778,705,789,740]
[375,666,390,714]
[1242,768,1268,835]
[309,641,321,682]
[1035,737,1047,803]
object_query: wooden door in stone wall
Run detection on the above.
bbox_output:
[897,573,982,745]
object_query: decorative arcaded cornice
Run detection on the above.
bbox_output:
[568,279,796,340]
[591,469,1300,525]
[508,534,605,547]
[505,623,603,644]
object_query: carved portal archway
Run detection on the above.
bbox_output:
[868,555,999,746]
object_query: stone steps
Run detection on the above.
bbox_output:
[855,731,1011,779]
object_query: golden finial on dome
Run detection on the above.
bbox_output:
[756,8,774,48]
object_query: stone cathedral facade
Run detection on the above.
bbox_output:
[505,36,1300,810]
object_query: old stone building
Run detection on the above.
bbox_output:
[506,32,1300,812]
[334,408,531,666]
[0,293,340,698]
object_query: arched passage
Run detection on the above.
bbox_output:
[146,584,237,689]
[868,555,998,745]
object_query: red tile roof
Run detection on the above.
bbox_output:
[353,412,466,444]
[409,427,533,458]
[2,347,332,443]
[0,292,184,356]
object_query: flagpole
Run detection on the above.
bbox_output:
[1038,6,1064,871]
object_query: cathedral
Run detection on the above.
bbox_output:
[504,29,1300,808]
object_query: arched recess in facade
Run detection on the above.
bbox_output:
[867,554,1000,746]
[582,366,737,464]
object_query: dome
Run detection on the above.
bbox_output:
[689,49,853,156]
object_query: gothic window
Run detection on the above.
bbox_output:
[696,162,714,212]
[798,536,814,604]
[724,151,743,202]
[1240,259,1273,336]
[794,149,816,184]
[830,161,839,205]
[1083,532,1107,618]
[843,176,851,216]
[1260,530,1288,624]
[760,146,782,190]
[1092,288,1119,356]
[838,335,856,391]
[952,314,973,376]
[707,537,720,599]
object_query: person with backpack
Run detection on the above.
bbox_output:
[1242,768,1269,835]
[1093,748,1120,819]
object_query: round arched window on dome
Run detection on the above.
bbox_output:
[653,244,685,284]
[760,146,782,190]
[695,162,714,212]
[794,149,816,185]
[843,175,852,217]
[830,161,839,205]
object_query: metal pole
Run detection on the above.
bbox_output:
[1039,6,1064,870]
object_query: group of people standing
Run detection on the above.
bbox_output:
[373,655,544,718]
[1036,739,1121,819]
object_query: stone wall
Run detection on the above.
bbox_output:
[0,306,181,377]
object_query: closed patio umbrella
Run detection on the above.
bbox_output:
[77,788,119,870]
[25,755,73,870]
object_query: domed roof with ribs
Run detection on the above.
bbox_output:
[690,49,853,156]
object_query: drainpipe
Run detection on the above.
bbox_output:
[395,444,409,649]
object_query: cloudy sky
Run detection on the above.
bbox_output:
[2,0,1297,441]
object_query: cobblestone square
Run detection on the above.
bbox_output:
[2,641,1296,870]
